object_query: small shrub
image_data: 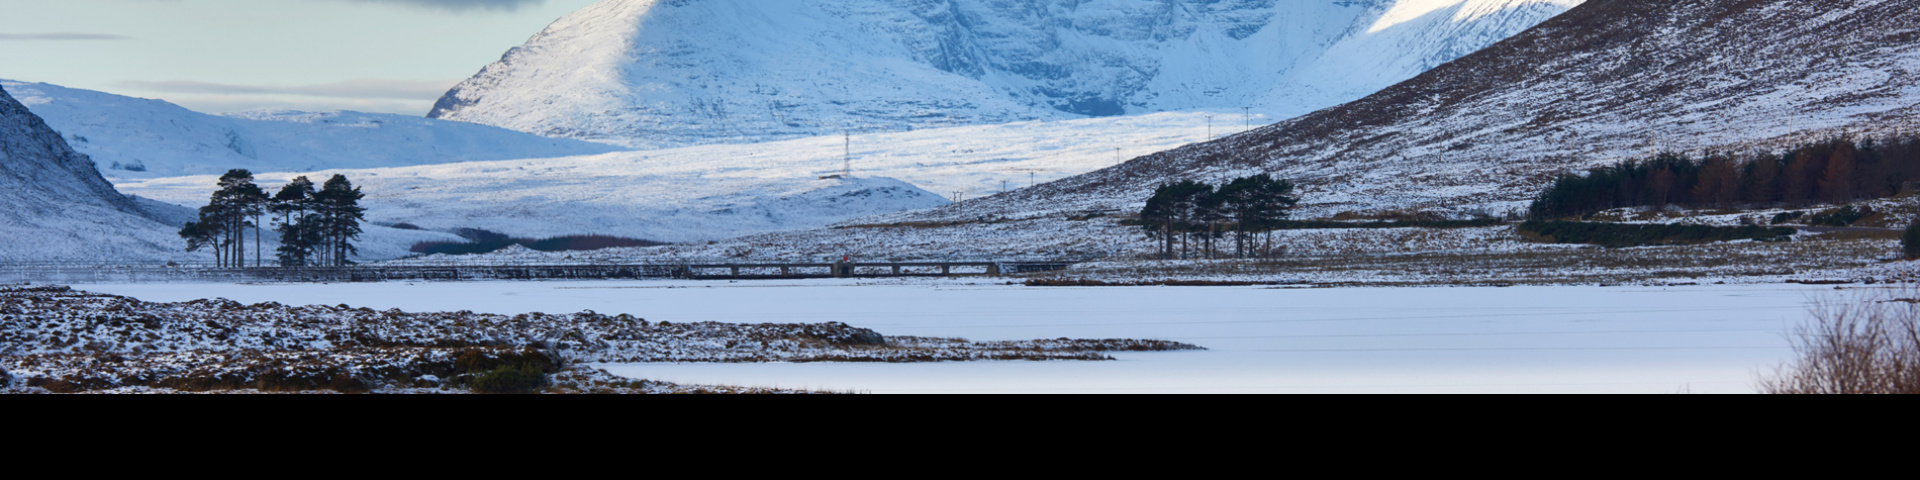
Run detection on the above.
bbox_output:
[452,348,555,374]
[453,348,556,394]
[1517,221,1796,248]
[389,223,423,231]
[1905,218,1920,260]
[1771,211,1807,224]
[471,365,549,394]
[1807,205,1872,227]
[1761,288,1920,394]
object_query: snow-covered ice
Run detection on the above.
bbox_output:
[73,280,1828,393]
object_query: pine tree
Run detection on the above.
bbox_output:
[208,170,267,268]
[1785,150,1824,205]
[1904,216,1920,260]
[1820,146,1858,203]
[271,177,318,267]
[1217,174,1299,258]
[181,170,264,267]
[1139,180,1213,259]
[314,175,366,266]
[1744,156,1783,205]
[178,219,215,263]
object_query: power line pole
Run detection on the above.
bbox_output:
[1205,114,1214,140]
[1243,106,1251,133]
[843,132,852,177]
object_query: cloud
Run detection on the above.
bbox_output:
[0,33,132,41]
[120,79,461,100]
[316,0,549,12]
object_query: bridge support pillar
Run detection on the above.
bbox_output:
[892,265,901,276]
[987,263,1000,276]
[941,264,951,275]
[730,266,740,278]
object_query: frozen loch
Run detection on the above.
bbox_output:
[75,280,1826,394]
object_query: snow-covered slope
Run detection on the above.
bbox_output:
[1,80,623,180]
[0,84,188,264]
[120,158,949,245]
[907,0,1920,223]
[430,0,1581,148]
[117,112,1228,245]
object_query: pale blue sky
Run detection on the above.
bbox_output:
[0,0,603,115]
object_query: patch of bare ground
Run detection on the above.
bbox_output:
[0,285,1200,394]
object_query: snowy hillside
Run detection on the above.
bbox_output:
[1,80,622,180]
[121,159,949,245]
[430,0,1580,148]
[0,84,190,264]
[897,0,1920,223]
[117,112,1225,245]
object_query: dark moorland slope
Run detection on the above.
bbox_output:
[911,0,1920,221]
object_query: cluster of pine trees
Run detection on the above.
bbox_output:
[1138,174,1299,259]
[1530,136,1920,219]
[178,170,365,267]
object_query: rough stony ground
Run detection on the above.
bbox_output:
[0,285,1200,394]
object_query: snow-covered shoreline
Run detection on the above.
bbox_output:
[0,284,1197,394]
[62,279,1837,393]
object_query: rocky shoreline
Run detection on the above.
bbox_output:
[0,285,1200,394]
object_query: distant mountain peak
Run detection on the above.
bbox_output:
[430,0,1581,149]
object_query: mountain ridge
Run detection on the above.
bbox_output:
[2,80,623,180]
[429,0,1582,148]
[0,84,189,263]
[895,0,1920,223]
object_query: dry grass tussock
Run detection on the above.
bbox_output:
[1761,286,1920,394]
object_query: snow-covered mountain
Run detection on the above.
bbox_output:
[903,0,1920,222]
[1,80,623,180]
[429,0,1581,148]
[0,84,188,263]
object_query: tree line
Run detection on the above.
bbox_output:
[179,170,366,267]
[1137,174,1299,259]
[1530,135,1920,219]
